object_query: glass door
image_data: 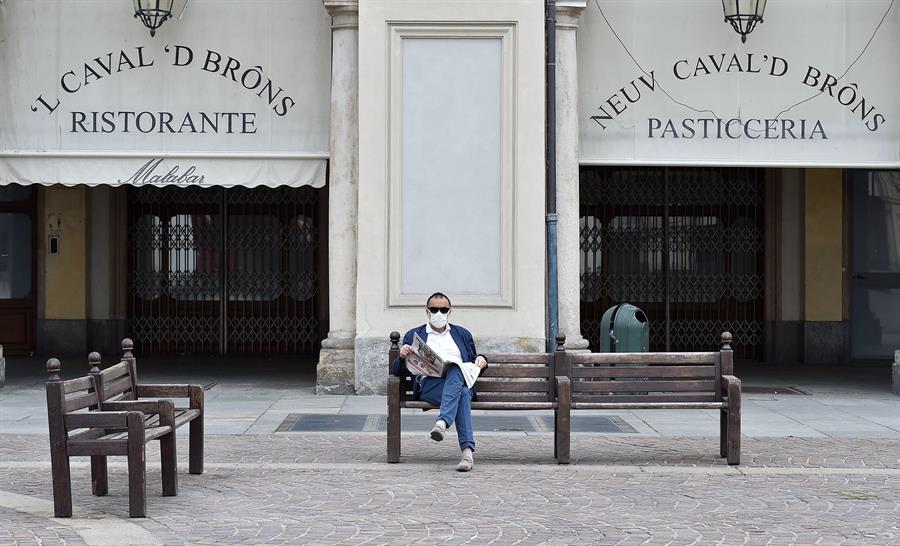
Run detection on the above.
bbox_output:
[0,184,36,353]
[851,171,900,360]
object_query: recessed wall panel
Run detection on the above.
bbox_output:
[400,38,502,296]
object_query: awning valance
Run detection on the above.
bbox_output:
[0,0,332,187]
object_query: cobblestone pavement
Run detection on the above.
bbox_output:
[2,433,899,545]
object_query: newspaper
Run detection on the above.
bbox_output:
[404,333,482,389]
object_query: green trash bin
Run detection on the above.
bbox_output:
[599,303,649,353]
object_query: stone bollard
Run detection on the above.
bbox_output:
[893,350,899,395]
[0,345,5,388]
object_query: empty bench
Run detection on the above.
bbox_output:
[387,332,572,464]
[561,332,742,464]
[45,359,177,518]
[88,338,205,475]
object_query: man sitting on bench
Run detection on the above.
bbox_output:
[390,292,487,472]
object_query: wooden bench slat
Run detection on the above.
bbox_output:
[476,380,550,393]
[571,365,715,378]
[144,409,201,428]
[572,401,726,410]
[64,392,100,413]
[574,352,718,365]
[574,393,719,404]
[67,428,106,442]
[103,376,134,398]
[65,412,127,429]
[572,379,716,393]
[484,354,551,364]
[61,376,94,395]
[66,426,172,456]
[473,394,554,403]
[402,400,556,410]
[66,439,128,457]
[480,367,551,378]
[99,362,130,382]
[471,401,556,409]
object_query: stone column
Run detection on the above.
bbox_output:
[555,1,590,351]
[317,0,359,394]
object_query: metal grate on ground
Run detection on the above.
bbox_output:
[276,414,636,433]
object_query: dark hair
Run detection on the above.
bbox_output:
[426,292,451,307]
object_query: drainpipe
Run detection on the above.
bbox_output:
[545,0,559,352]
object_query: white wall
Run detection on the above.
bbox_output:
[355,0,546,393]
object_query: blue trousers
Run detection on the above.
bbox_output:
[418,366,476,451]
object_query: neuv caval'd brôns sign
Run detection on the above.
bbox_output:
[578,0,900,167]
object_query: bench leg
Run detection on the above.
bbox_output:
[726,381,742,465]
[90,456,108,496]
[49,443,73,518]
[160,432,178,496]
[555,378,571,465]
[553,388,561,459]
[387,377,401,463]
[719,409,728,459]
[127,415,147,518]
[189,418,204,475]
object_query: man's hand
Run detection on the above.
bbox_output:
[474,355,487,368]
[399,344,413,358]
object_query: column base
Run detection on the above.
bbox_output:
[563,336,591,352]
[316,344,356,395]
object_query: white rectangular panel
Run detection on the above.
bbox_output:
[400,38,502,296]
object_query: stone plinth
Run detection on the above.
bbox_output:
[316,347,356,395]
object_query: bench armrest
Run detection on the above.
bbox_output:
[134,383,191,398]
[102,399,177,427]
[721,374,741,389]
[721,374,741,400]
[64,410,137,429]
[135,383,204,411]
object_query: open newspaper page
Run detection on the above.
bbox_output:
[405,333,443,377]
[447,361,482,390]
[405,333,483,389]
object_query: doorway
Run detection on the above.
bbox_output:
[850,170,900,360]
[0,184,36,353]
[579,166,766,360]
[127,185,323,355]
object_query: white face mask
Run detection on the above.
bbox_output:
[428,311,448,329]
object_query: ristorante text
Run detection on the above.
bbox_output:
[70,111,257,134]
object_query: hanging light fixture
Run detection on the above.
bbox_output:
[722,0,767,43]
[133,0,174,37]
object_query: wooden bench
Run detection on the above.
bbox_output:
[387,331,572,464]
[87,339,204,475]
[561,332,742,464]
[45,359,177,518]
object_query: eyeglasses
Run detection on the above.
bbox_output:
[427,306,450,314]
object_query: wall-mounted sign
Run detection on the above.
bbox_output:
[0,0,332,187]
[578,0,900,167]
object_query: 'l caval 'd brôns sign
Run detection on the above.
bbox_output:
[578,0,900,167]
[0,0,332,188]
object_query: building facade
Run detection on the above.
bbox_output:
[1,0,898,394]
